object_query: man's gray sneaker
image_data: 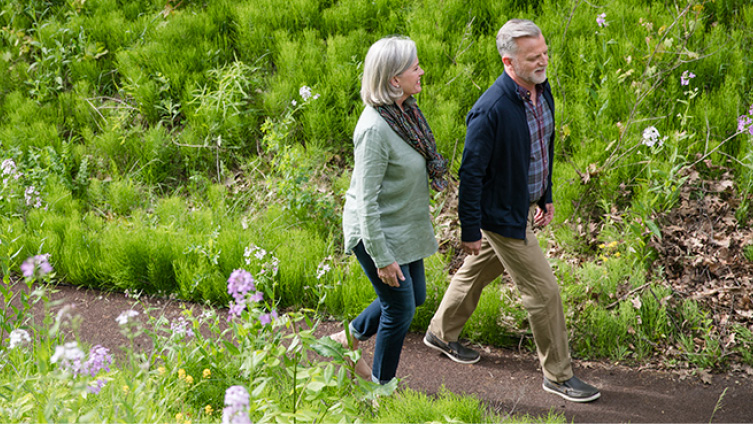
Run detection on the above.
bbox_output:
[542,376,601,402]
[423,331,480,364]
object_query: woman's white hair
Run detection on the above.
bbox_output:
[360,36,417,107]
[496,19,542,59]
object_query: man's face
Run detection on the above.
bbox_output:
[508,34,549,88]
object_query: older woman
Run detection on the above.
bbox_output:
[330,36,448,384]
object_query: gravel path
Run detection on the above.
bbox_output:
[21,282,753,423]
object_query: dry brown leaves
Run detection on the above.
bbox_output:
[649,161,753,336]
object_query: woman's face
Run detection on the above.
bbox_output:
[394,57,424,98]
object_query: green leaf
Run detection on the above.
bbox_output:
[306,381,326,392]
[251,379,267,398]
[311,336,344,359]
[222,340,240,355]
[645,219,662,240]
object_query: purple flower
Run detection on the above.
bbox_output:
[228,301,246,321]
[596,13,607,28]
[248,292,264,303]
[83,345,113,377]
[170,317,195,338]
[681,70,696,86]
[227,269,258,320]
[739,104,753,135]
[222,385,252,424]
[739,115,752,133]
[20,254,53,279]
[227,269,255,302]
[87,379,107,394]
[259,310,278,326]
[259,313,272,326]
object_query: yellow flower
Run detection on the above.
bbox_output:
[202,369,211,379]
[175,412,183,422]
[158,366,166,375]
[122,385,129,394]
[178,368,186,379]
[185,375,194,385]
[204,405,213,416]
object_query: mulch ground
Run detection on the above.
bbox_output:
[18,282,753,423]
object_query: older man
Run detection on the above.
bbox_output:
[423,19,600,403]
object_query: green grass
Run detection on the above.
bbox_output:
[376,386,565,423]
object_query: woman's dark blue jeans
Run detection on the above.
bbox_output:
[349,241,426,384]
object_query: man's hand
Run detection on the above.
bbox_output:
[461,240,482,256]
[378,262,405,287]
[534,203,554,227]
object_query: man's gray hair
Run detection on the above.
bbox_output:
[360,36,417,107]
[496,19,542,59]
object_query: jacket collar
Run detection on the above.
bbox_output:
[494,71,553,109]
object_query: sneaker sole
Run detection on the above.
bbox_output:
[423,336,481,365]
[542,383,601,403]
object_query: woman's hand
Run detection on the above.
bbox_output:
[378,262,405,287]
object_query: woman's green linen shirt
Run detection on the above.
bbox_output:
[342,105,438,268]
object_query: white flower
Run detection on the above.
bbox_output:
[316,262,331,280]
[1,159,17,176]
[55,303,77,324]
[51,342,85,364]
[9,329,31,348]
[299,85,312,101]
[115,310,140,325]
[641,126,666,147]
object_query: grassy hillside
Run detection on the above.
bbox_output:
[1,0,752,370]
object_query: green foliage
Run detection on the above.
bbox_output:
[260,91,340,236]
[732,324,753,366]
[1,0,752,376]
[744,244,753,262]
[457,280,527,347]
[0,268,395,423]
[375,385,565,423]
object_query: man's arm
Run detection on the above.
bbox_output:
[458,110,495,245]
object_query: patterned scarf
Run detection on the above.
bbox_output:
[376,97,449,191]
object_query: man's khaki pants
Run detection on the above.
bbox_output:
[428,204,574,382]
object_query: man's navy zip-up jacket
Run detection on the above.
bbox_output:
[458,71,555,242]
